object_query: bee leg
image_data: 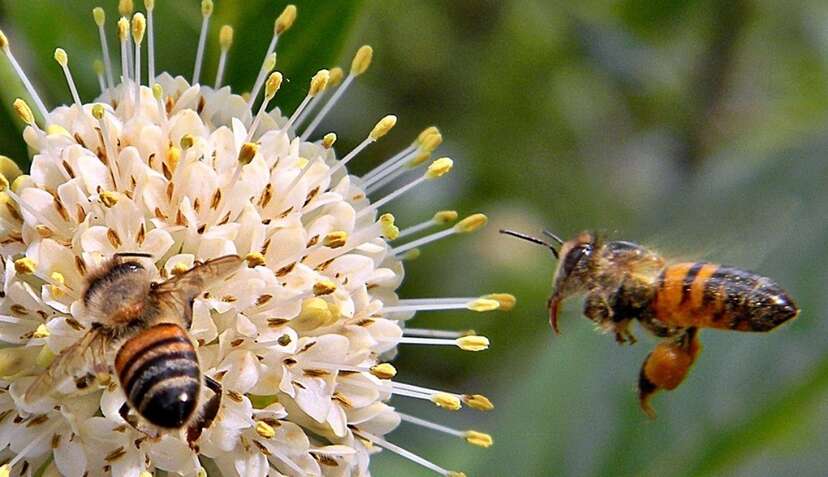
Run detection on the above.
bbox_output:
[119,402,161,440]
[637,327,701,418]
[186,375,223,449]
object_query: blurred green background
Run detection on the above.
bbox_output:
[2,0,828,476]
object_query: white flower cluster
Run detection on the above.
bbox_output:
[0,2,510,476]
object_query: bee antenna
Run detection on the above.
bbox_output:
[542,229,564,246]
[499,229,559,259]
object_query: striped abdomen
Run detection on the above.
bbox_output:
[115,323,201,428]
[649,262,798,332]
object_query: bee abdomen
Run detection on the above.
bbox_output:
[115,323,201,429]
[652,263,798,332]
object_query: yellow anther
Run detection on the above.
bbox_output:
[454,213,487,233]
[275,4,298,35]
[220,25,234,50]
[370,363,397,379]
[54,48,69,67]
[417,126,439,144]
[456,335,489,351]
[464,430,493,448]
[33,324,50,339]
[144,0,155,11]
[180,134,196,150]
[463,394,494,411]
[294,157,309,169]
[196,469,207,477]
[132,13,146,45]
[484,293,516,311]
[93,59,104,75]
[152,83,163,101]
[166,146,181,171]
[91,103,106,120]
[0,30,7,50]
[425,158,453,179]
[0,174,8,193]
[379,213,399,240]
[265,71,283,99]
[14,257,36,274]
[0,156,22,183]
[46,125,71,138]
[117,17,130,42]
[309,69,330,97]
[447,473,467,477]
[171,262,190,276]
[294,297,336,331]
[313,279,337,296]
[328,66,345,87]
[351,45,373,76]
[13,99,35,126]
[255,421,276,439]
[238,142,259,165]
[420,131,443,153]
[402,248,421,261]
[433,210,458,225]
[263,52,277,72]
[201,0,214,17]
[11,175,28,193]
[0,464,9,477]
[467,298,500,312]
[322,133,337,149]
[431,392,461,411]
[119,0,134,17]
[36,345,56,368]
[369,115,397,141]
[323,231,348,248]
[50,271,65,287]
[245,252,266,268]
[99,191,120,208]
[92,7,106,26]
[407,151,431,168]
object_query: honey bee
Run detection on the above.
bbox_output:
[24,253,242,444]
[501,229,799,417]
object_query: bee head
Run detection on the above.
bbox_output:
[83,255,154,324]
[548,231,598,333]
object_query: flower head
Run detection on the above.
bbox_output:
[0,3,512,476]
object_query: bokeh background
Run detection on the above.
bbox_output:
[1,1,828,476]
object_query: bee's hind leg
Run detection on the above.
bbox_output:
[638,327,701,418]
[118,402,160,440]
[186,375,223,449]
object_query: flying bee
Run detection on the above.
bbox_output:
[500,229,799,417]
[24,253,242,444]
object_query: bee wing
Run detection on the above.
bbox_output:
[25,328,111,404]
[153,255,242,299]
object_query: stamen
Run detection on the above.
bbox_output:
[301,45,373,140]
[248,5,296,107]
[281,69,329,133]
[93,60,106,95]
[215,25,234,88]
[397,210,458,239]
[7,421,62,469]
[119,0,135,79]
[355,430,464,477]
[356,158,453,219]
[0,30,50,122]
[92,104,122,190]
[54,48,83,109]
[117,17,130,84]
[390,213,487,256]
[383,297,499,313]
[403,328,474,339]
[145,0,156,82]
[192,0,214,85]
[293,66,344,129]
[398,412,493,448]
[247,71,283,141]
[362,127,442,187]
[92,7,115,89]
[312,114,395,187]
[397,335,490,351]
[365,151,431,194]
[132,13,146,108]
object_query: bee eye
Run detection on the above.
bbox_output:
[563,244,591,274]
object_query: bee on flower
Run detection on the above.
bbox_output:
[0,1,512,476]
